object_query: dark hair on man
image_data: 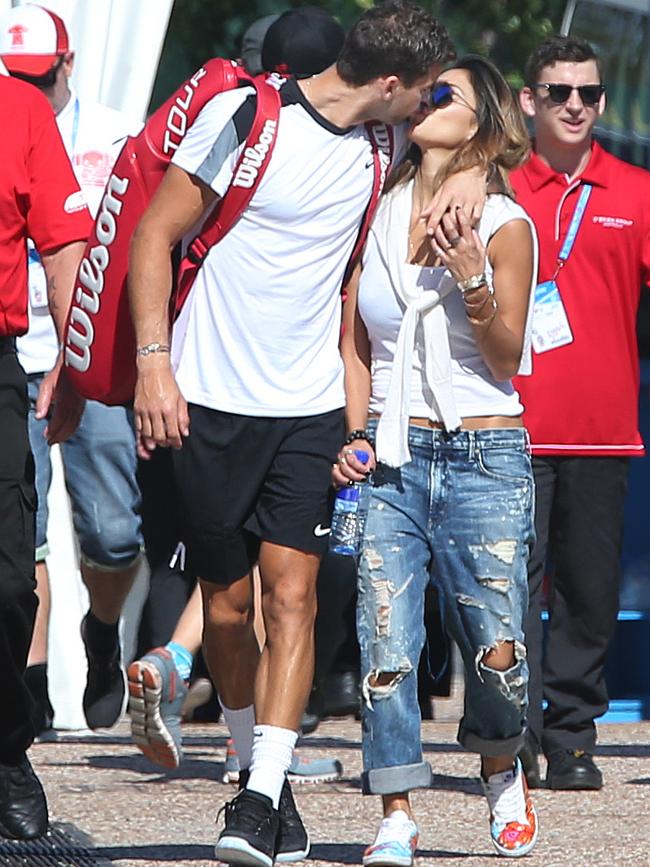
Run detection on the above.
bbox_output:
[525,35,602,86]
[387,55,529,197]
[337,0,455,88]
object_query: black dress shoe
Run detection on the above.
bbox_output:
[321,670,360,717]
[300,685,324,735]
[0,754,49,840]
[518,733,542,789]
[546,749,603,791]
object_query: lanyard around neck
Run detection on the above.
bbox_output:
[553,183,592,279]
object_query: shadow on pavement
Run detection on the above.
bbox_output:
[84,754,227,781]
[309,842,489,861]
[100,843,213,861]
[596,743,650,757]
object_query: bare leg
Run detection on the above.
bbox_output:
[27,561,50,666]
[382,793,412,818]
[81,558,140,625]
[171,580,203,655]
[481,641,516,777]
[200,572,260,710]
[255,542,320,730]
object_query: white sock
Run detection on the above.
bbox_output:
[220,701,255,770]
[247,724,298,808]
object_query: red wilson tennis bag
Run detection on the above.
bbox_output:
[63,58,282,405]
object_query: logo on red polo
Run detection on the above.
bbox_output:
[592,215,634,230]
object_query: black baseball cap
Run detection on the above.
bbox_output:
[261,7,344,78]
[241,13,280,76]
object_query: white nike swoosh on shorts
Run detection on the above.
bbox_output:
[313,524,331,537]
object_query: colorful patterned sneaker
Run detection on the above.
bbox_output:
[363,810,419,867]
[215,788,279,867]
[127,647,188,769]
[288,754,343,784]
[482,758,538,858]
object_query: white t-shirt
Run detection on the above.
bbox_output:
[359,186,538,421]
[171,79,403,418]
[17,88,141,375]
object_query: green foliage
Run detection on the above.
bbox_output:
[150,0,566,110]
[436,0,566,87]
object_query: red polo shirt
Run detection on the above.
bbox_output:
[0,76,90,337]
[512,143,650,457]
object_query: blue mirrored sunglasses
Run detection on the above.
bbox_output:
[422,81,454,111]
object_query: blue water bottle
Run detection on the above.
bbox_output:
[329,450,371,556]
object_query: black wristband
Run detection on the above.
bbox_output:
[344,428,374,446]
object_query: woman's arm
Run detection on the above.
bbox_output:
[333,265,376,486]
[435,210,534,381]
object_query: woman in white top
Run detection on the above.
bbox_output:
[333,56,538,863]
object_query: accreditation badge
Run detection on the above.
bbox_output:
[27,243,49,311]
[531,280,573,354]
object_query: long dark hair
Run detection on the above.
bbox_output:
[386,54,530,196]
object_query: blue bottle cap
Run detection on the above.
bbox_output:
[354,450,369,464]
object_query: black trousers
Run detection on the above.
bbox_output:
[525,455,629,756]
[0,346,37,764]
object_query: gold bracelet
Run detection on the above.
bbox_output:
[458,273,488,294]
[466,296,498,325]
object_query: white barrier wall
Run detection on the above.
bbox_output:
[46,447,149,730]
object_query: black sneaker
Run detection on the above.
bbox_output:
[81,614,125,729]
[276,777,310,863]
[215,788,279,867]
[237,770,310,863]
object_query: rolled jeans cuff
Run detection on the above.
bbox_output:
[79,549,143,573]
[362,761,432,795]
[458,722,526,757]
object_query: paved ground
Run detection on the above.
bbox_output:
[21,713,650,867]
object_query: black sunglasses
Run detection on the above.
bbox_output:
[533,83,606,106]
[422,81,477,114]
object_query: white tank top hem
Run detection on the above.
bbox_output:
[357,181,538,467]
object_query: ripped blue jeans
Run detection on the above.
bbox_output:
[358,425,534,795]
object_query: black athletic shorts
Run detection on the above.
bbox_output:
[172,405,344,585]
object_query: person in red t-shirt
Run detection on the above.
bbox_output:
[510,36,650,792]
[0,74,89,840]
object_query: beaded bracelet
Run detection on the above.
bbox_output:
[344,428,375,446]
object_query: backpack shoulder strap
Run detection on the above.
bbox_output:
[343,121,394,285]
[173,75,282,315]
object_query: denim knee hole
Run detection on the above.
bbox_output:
[476,639,527,710]
[362,662,413,711]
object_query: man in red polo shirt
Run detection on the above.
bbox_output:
[511,35,650,791]
[0,73,89,839]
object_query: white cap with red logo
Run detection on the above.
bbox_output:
[0,3,70,77]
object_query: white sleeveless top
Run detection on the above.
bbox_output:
[358,181,538,467]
